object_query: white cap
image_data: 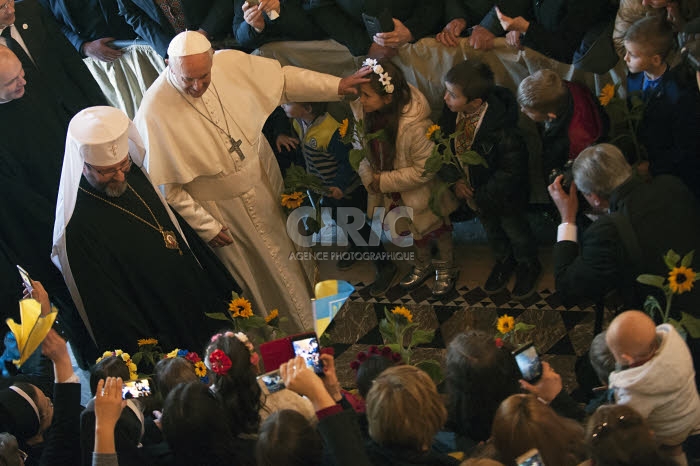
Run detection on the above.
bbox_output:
[167,30,212,58]
[67,106,130,166]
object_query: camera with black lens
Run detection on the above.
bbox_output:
[548,160,574,193]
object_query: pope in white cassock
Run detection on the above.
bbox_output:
[136,31,370,331]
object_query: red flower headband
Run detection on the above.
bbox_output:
[349,345,402,372]
[210,331,260,366]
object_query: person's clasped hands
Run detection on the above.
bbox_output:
[436,18,468,47]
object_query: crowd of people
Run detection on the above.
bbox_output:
[1,0,700,464]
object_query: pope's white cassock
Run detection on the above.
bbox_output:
[135,37,342,332]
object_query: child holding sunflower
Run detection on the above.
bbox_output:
[278,101,385,275]
[350,58,459,297]
[438,60,540,300]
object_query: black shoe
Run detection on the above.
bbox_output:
[484,256,516,294]
[511,260,542,300]
[369,262,398,297]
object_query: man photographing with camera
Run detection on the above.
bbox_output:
[548,143,700,319]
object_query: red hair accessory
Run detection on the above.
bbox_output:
[495,338,504,348]
[209,349,232,376]
[349,345,402,372]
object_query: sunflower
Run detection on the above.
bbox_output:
[281,192,306,209]
[391,306,413,323]
[265,309,279,323]
[598,83,615,107]
[425,124,440,141]
[229,297,253,318]
[194,361,208,378]
[137,338,158,347]
[338,118,349,138]
[497,314,515,334]
[668,266,696,294]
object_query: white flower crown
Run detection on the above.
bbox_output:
[362,58,394,94]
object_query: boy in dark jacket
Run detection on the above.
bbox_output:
[438,60,541,300]
[624,16,700,199]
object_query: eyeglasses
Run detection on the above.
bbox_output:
[17,448,27,462]
[590,414,642,444]
[86,155,133,176]
[0,0,14,11]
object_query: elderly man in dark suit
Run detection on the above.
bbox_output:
[549,143,700,388]
[116,0,234,57]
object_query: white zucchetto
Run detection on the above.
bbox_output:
[167,30,212,58]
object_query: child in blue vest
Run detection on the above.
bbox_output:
[624,16,700,199]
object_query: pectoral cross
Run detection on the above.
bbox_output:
[229,137,245,161]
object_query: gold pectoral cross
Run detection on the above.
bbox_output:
[229,137,245,160]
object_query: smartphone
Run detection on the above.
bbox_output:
[17,265,32,292]
[290,333,324,376]
[257,369,286,394]
[516,448,545,466]
[362,10,394,38]
[512,343,543,384]
[122,378,151,399]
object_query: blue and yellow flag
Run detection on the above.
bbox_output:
[312,280,354,337]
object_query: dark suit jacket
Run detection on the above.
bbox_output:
[13,0,107,115]
[116,0,234,57]
[38,0,136,53]
[308,0,444,56]
[481,0,610,63]
[554,175,700,317]
[38,383,82,466]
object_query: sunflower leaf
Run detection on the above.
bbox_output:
[636,274,666,289]
[513,322,535,333]
[679,312,700,338]
[643,295,662,319]
[410,329,435,347]
[681,250,695,268]
[205,312,231,321]
[415,359,443,384]
[664,250,681,269]
[379,318,396,344]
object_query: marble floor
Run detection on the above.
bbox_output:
[314,214,607,393]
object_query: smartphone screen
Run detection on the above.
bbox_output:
[16,265,32,291]
[122,378,151,399]
[516,448,545,466]
[257,369,286,394]
[291,334,323,376]
[512,343,543,383]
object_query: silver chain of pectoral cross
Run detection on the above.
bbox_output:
[174,82,246,161]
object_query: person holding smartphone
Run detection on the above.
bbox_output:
[234,0,327,50]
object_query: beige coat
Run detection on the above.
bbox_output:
[351,85,457,238]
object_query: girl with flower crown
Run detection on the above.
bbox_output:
[204,331,315,437]
[350,59,459,296]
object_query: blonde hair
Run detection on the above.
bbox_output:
[366,365,447,450]
[517,69,568,115]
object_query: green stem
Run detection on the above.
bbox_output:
[663,291,673,323]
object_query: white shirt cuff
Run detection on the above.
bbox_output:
[557,222,577,242]
[57,373,80,384]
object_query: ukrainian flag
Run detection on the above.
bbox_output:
[312,280,354,337]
